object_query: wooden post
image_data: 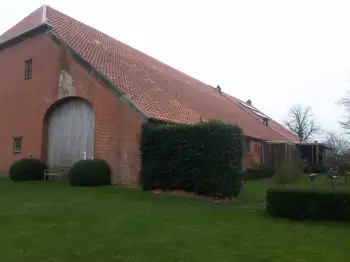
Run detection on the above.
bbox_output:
[323,148,326,165]
[316,144,319,164]
[345,172,348,185]
[311,145,314,163]
[261,141,265,165]
[285,143,288,161]
[274,145,278,169]
[269,143,272,166]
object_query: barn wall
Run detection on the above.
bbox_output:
[242,139,262,169]
[0,33,142,185]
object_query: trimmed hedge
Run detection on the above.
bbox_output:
[266,188,350,221]
[9,158,47,181]
[69,159,111,187]
[244,165,275,180]
[140,120,244,197]
[304,163,326,174]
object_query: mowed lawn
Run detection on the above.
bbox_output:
[0,178,350,262]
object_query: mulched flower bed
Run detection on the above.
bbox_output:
[152,189,237,203]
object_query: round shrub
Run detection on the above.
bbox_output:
[69,159,111,187]
[9,158,47,182]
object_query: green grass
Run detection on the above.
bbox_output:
[0,178,350,262]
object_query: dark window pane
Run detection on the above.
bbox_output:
[13,137,22,153]
[25,59,32,79]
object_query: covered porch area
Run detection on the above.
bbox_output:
[262,141,298,169]
[296,142,334,165]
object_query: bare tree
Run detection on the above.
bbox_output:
[284,104,321,141]
[324,132,350,184]
[325,132,349,157]
[337,92,350,131]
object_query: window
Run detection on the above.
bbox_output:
[238,100,270,122]
[25,59,32,79]
[13,137,22,153]
[244,139,251,154]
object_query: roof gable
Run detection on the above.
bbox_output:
[0,5,300,142]
[0,5,47,44]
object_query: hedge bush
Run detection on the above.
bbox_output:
[244,165,275,180]
[266,188,350,221]
[9,158,47,181]
[140,120,244,197]
[304,163,326,174]
[69,159,111,187]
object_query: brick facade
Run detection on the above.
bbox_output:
[0,32,266,184]
[0,33,142,185]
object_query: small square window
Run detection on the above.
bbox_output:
[13,137,22,153]
[25,59,32,79]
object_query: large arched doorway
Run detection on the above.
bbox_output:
[45,97,95,172]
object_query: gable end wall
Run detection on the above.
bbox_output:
[0,33,142,185]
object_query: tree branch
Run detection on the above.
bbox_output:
[284,104,321,141]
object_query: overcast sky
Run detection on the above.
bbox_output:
[1,0,350,140]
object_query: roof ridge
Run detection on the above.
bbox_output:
[41,5,48,23]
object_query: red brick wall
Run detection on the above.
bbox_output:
[0,33,142,185]
[242,139,262,169]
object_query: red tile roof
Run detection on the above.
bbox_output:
[0,5,300,142]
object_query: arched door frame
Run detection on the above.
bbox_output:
[41,96,95,168]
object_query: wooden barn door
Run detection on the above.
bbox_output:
[47,98,95,172]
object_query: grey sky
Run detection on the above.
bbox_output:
[1,0,349,140]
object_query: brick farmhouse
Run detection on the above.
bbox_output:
[0,6,302,185]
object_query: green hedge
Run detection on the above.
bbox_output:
[266,188,350,221]
[244,165,275,180]
[304,163,326,174]
[9,158,46,181]
[140,120,244,197]
[69,159,111,187]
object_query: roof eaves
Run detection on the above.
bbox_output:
[148,118,187,126]
[225,95,293,141]
[297,142,334,150]
[234,97,298,142]
[46,29,150,123]
[266,140,295,144]
[0,22,52,50]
